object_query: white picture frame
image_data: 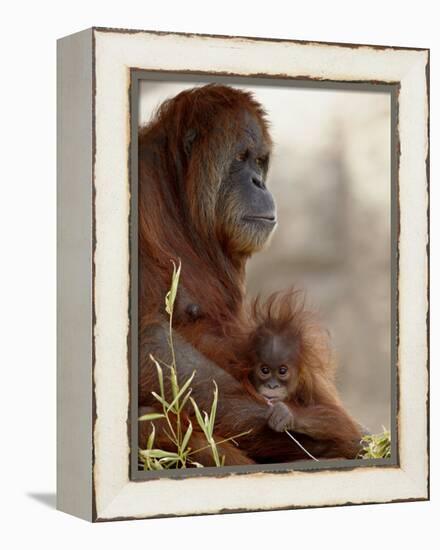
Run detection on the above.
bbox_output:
[57,27,429,522]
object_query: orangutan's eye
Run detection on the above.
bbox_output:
[236,150,247,162]
[256,155,268,168]
[260,365,270,375]
[278,366,288,376]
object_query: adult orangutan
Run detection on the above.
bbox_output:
[137,84,362,465]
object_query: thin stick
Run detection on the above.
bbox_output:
[188,430,253,457]
[285,430,320,462]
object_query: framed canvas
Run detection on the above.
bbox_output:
[57,27,429,522]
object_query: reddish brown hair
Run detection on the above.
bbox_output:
[138,84,272,332]
[239,291,337,405]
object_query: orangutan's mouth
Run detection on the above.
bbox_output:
[243,215,277,225]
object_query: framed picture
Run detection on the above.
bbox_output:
[57,27,429,522]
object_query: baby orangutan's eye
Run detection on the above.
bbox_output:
[260,365,270,375]
[278,366,288,376]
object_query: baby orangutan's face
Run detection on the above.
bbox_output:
[252,363,294,402]
[250,333,299,402]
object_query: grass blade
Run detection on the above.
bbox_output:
[166,371,195,412]
[208,381,218,435]
[165,260,181,315]
[147,424,156,450]
[138,413,165,422]
[151,392,169,408]
[190,397,206,435]
[150,355,165,397]
[181,420,193,452]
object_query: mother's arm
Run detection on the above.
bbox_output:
[138,323,361,461]
[139,323,269,435]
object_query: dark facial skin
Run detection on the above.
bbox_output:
[249,332,301,432]
[252,363,292,401]
[251,333,299,402]
[217,113,277,253]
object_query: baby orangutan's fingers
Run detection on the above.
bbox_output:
[267,401,295,432]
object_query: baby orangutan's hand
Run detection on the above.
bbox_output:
[267,401,295,432]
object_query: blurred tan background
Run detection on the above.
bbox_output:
[139,80,391,434]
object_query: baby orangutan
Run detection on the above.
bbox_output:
[249,331,300,433]
[246,291,317,432]
[241,292,363,458]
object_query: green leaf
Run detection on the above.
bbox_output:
[150,354,165,398]
[158,457,180,464]
[210,439,221,467]
[169,365,179,401]
[147,424,156,450]
[151,391,169,408]
[138,413,165,422]
[208,381,218,436]
[179,388,193,411]
[189,460,204,468]
[181,420,193,452]
[358,428,391,459]
[139,449,180,459]
[190,397,206,434]
[203,411,210,433]
[165,259,181,316]
[166,371,195,413]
